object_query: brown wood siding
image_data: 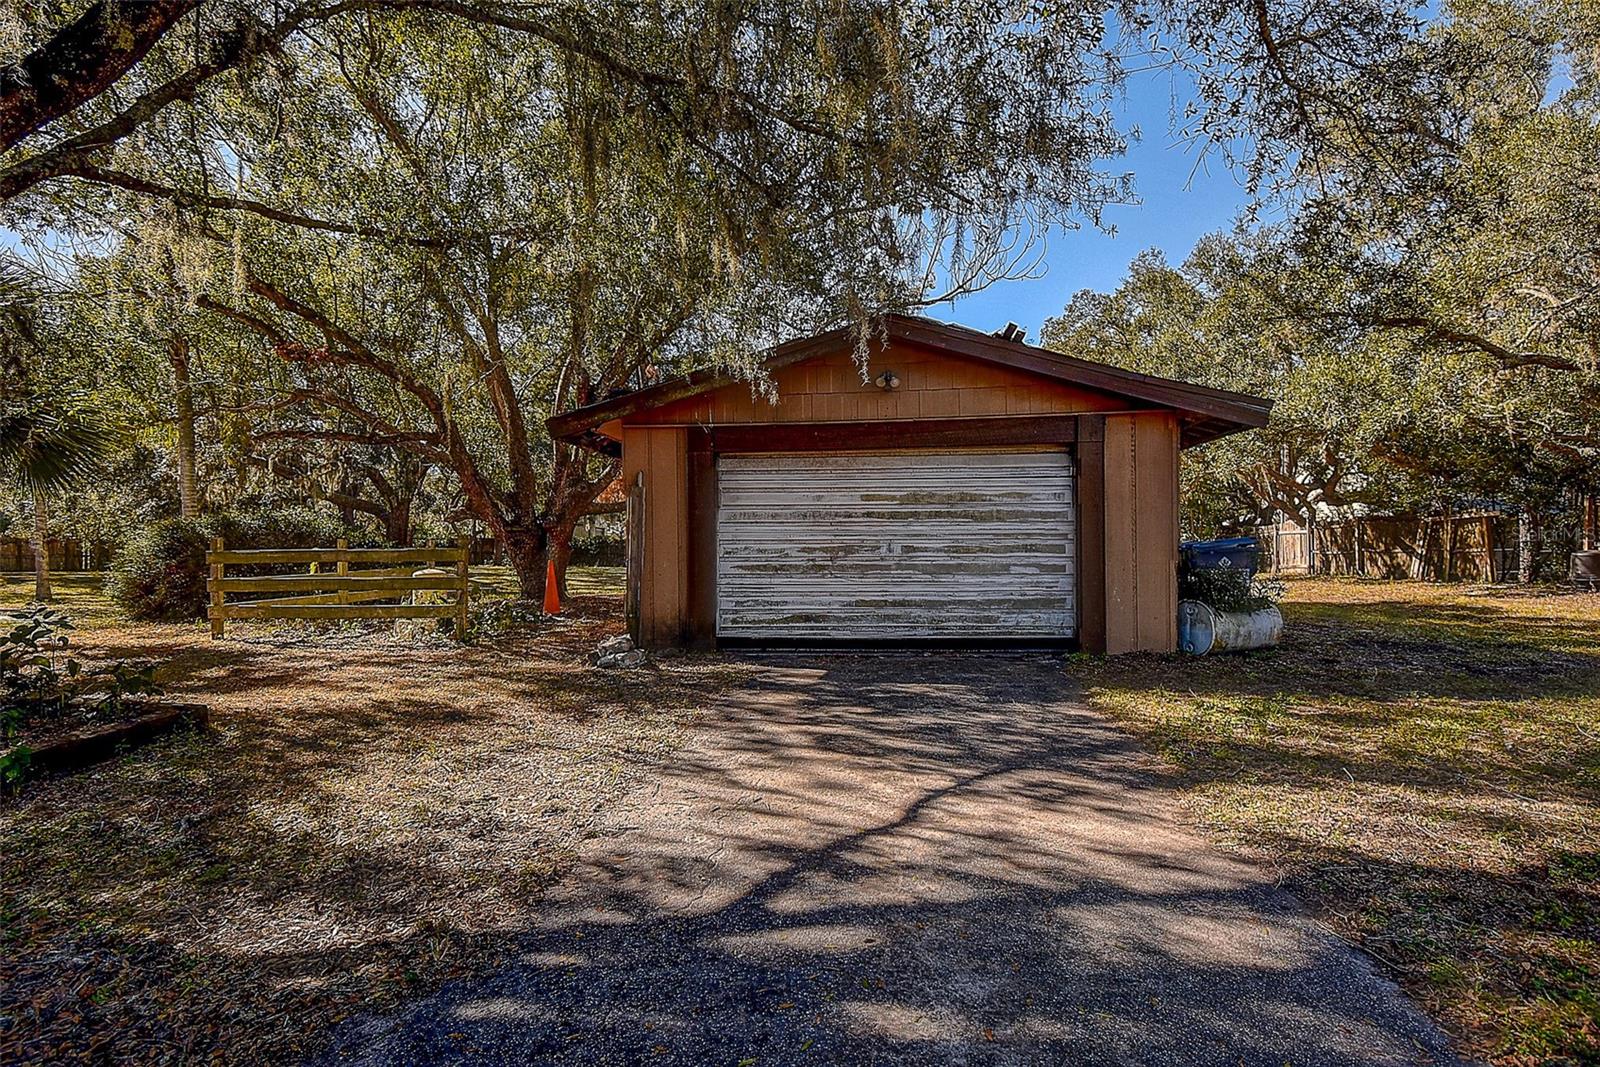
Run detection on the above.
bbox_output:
[1074,416,1107,653]
[685,448,718,647]
[621,425,688,646]
[1096,412,1178,654]
[619,341,1182,654]
[1135,413,1179,651]
[628,339,1132,428]
[1102,416,1137,653]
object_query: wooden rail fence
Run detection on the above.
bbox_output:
[206,537,470,639]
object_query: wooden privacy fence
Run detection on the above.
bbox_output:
[206,537,470,638]
[1254,514,1515,581]
[0,537,108,572]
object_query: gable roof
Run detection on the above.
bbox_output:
[546,313,1272,450]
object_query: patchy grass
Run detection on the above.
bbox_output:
[0,571,127,629]
[0,567,747,1065]
[1071,578,1600,1066]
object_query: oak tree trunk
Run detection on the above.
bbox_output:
[1517,510,1538,583]
[1440,508,1457,582]
[1304,509,1319,575]
[547,520,578,601]
[0,0,199,153]
[499,525,551,602]
[496,512,588,603]
[385,496,414,547]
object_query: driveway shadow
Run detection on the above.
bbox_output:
[315,655,1463,1066]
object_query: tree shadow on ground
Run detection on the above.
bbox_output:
[1069,587,1600,1063]
[306,655,1461,1067]
[0,596,752,1065]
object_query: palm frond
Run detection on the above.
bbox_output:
[0,394,122,494]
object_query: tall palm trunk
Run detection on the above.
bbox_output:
[170,335,200,519]
[31,490,50,602]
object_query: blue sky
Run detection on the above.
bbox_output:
[942,67,1253,338]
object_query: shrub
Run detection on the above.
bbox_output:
[209,505,348,556]
[108,506,356,621]
[569,526,625,566]
[1178,565,1284,614]
[106,518,210,622]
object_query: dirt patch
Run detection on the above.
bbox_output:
[0,571,751,1065]
[1071,578,1600,1065]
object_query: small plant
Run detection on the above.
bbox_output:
[1,604,80,714]
[1,604,77,788]
[0,742,30,788]
[1178,565,1284,614]
[469,597,543,641]
[0,604,165,788]
[94,659,163,712]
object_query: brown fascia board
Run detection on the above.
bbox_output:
[1180,414,1251,449]
[544,323,857,441]
[545,314,1272,445]
[891,316,1272,429]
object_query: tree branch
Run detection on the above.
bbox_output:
[0,0,199,152]
[0,1,400,202]
[62,163,485,248]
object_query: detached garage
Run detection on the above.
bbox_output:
[547,315,1270,654]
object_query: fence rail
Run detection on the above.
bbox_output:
[206,537,470,638]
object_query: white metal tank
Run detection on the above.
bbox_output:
[1178,600,1283,655]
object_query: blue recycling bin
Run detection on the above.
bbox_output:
[1180,536,1261,576]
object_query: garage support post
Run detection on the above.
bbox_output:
[1075,414,1108,654]
[685,436,718,648]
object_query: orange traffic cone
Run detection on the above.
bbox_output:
[543,560,561,615]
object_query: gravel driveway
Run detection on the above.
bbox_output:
[315,654,1462,1066]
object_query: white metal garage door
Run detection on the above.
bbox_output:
[716,450,1075,639]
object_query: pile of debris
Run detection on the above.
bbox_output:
[592,633,647,669]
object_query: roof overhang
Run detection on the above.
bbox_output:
[547,314,1272,452]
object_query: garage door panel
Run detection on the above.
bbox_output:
[719,571,1073,588]
[717,613,1074,634]
[717,538,1074,557]
[718,508,1070,524]
[717,450,1075,639]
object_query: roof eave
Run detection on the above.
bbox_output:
[546,314,1273,447]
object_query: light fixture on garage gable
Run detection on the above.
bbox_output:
[873,369,900,391]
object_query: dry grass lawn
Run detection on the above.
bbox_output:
[0,568,748,1065]
[5,570,1596,1065]
[1072,578,1600,1066]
